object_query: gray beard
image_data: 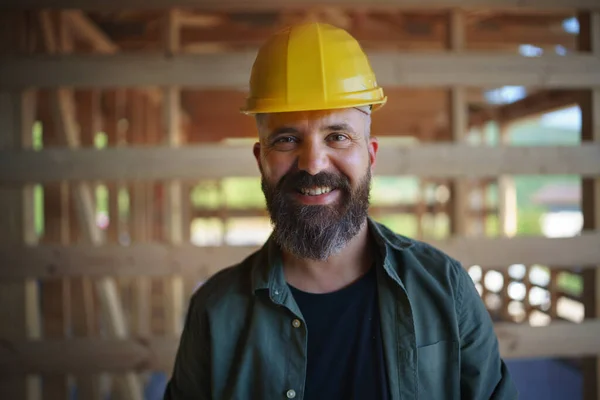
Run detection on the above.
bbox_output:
[261,168,371,261]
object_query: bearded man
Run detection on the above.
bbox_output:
[164,22,518,400]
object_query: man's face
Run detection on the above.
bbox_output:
[253,107,379,261]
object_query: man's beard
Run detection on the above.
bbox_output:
[261,166,371,261]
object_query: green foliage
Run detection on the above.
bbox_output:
[34,185,44,236]
[190,176,420,210]
[556,272,583,297]
[118,188,130,219]
[370,177,419,206]
[33,121,43,150]
[372,214,418,238]
[96,185,109,214]
[515,206,544,236]
[94,132,108,149]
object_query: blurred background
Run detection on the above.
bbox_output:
[0,2,599,400]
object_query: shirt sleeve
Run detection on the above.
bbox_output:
[163,291,211,400]
[455,261,519,400]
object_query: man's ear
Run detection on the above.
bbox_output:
[368,136,379,171]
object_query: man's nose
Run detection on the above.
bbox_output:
[297,139,330,176]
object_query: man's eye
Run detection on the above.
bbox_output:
[275,137,296,143]
[329,134,348,141]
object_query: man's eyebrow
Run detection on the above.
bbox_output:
[266,126,301,141]
[323,123,355,134]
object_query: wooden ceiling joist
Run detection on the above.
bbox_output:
[2,52,599,89]
[470,89,581,126]
[2,0,599,11]
[101,14,575,52]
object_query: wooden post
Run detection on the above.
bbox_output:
[447,10,469,238]
[163,8,185,341]
[0,12,42,400]
[40,88,72,400]
[0,91,42,400]
[104,90,127,244]
[498,121,517,322]
[70,89,104,400]
[579,11,600,400]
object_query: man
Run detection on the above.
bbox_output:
[164,22,518,400]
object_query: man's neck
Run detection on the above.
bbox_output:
[282,220,374,294]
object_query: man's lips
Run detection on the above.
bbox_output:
[292,188,340,205]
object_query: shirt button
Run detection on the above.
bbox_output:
[286,389,296,398]
[291,319,301,328]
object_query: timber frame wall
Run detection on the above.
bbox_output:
[0,1,600,400]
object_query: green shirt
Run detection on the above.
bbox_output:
[164,218,518,400]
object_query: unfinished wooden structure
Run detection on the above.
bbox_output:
[0,1,599,399]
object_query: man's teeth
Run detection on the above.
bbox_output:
[299,186,333,196]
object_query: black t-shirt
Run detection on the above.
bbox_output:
[288,266,390,400]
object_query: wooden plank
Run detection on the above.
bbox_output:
[3,0,600,11]
[1,143,599,182]
[2,52,600,89]
[190,204,498,219]
[495,320,600,359]
[1,233,600,280]
[1,320,599,375]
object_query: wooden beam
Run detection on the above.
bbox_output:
[497,89,580,122]
[190,204,498,219]
[1,143,599,182]
[163,18,577,51]
[494,320,600,359]
[1,233,600,280]
[0,319,599,376]
[2,52,600,88]
[3,0,600,11]
[63,10,118,52]
[470,89,581,127]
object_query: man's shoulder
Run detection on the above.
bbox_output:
[372,220,465,279]
[374,220,461,266]
[188,247,263,310]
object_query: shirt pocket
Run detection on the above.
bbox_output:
[416,340,460,400]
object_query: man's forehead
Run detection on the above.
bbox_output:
[259,107,368,133]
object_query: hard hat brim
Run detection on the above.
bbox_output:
[240,96,387,116]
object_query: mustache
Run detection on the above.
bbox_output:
[276,170,351,193]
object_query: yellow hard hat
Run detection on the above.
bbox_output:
[240,22,386,115]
